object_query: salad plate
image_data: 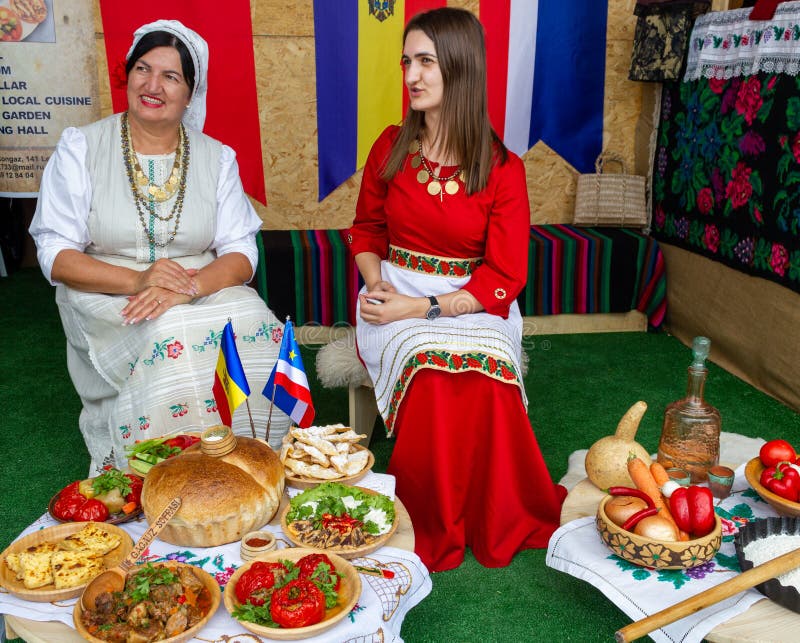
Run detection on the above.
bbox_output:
[280,483,398,559]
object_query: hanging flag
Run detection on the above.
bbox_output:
[212,321,251,427]
[98,0,267,204]
[313,1,608,199]
[262,320,315,427]
[313,0,445,201]
[482,0,607,171]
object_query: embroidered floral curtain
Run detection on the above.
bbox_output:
[652,2,800,292]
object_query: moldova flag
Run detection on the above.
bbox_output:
[313,1,607,200]
[313,0,445,201]
[262,320,315,427]
[212,321,251,427]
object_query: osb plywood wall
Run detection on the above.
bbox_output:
[91,0,735,230]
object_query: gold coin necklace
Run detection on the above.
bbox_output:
[411,138,462,202]
[121,112,190,248]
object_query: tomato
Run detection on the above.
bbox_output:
[52,494,86,521]
[124,474,143,505]
[235,561,288,607]
[0,8,22,42]
[760,439,797,467]
[270,578,326,628]
[73,498,110,522]
[297,553,341,592]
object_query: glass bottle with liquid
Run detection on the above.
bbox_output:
[657,336,721,483]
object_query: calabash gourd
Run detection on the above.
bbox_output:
[585,401,651,489]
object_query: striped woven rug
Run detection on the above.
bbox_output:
[255,225,666,329]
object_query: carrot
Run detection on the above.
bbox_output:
[121,501,138,515]
[650,461,690,540]
[627,454,688,540]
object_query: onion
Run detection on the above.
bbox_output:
[634,515,679,541]
[605,496,648,527]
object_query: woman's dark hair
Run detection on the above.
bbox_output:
[382,7,507,194]
[126,31,196,94]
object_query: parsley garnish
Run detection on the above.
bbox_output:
[128,563,180,602]
[92,468,132,497]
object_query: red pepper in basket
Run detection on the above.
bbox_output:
[607,486,655,508]
[669,486,715,537]
[760,461,800,502]
[621,506,659,531]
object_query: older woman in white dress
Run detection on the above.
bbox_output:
[29,20,289,471]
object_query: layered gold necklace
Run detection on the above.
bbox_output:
[409,138,464,201]
[121,112,190,248]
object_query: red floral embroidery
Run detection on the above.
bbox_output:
[697,187,714,215]
[709,77,726,94]
[466,357,481,368]
[734,77,762,126]
[770,243,789,276]
[487,357,497,373]
[431,355,448,367]
[451,354,463,369]
[704,224,720,253]
[271,327,283,344]
[725,162,753,209]
[166,341,184,359]
[500,365,516,380]
[452,265,466,276]
[415,352,427,364]
[439,261,450,274]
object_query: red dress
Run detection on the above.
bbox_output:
[350,126,566,572]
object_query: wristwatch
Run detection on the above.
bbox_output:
[425,295,442,320]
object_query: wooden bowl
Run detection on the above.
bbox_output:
[285,445,375,490]
[744,457,800,517]
[0,522,133,602]
[224,547,361,640]
[596,495,722,569]
[73,561,221,642]
[280,486,398,559]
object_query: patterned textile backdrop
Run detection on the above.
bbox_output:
[652,3,800,294]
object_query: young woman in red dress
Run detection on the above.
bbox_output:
[349,7,567,572]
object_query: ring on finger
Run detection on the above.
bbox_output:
[155,299,162,306]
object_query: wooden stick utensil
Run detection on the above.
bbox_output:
[616,546,800,642]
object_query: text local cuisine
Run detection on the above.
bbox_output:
[286,483,395,548]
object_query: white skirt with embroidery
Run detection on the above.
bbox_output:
[356,258,527,434]
[56,282,290,472]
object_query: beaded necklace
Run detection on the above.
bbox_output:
[409,138,464,201]
[121,112,190,248]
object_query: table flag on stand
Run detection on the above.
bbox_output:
[263,319,315,430]
[212,320,250,426]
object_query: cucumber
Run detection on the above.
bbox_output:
[129,459,154,475]
[135,453,159,465]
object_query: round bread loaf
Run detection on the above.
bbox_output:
[141,437,285,547]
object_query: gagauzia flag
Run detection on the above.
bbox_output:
[262,320,315,427]
[212,321,251,426]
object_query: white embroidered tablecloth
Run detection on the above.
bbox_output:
[547,462,784,643]
[0,473,431,642]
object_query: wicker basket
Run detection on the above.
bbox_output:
[574,152,648,228]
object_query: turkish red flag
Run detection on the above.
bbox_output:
[98,0,266,205]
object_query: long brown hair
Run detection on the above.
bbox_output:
[381,7,507,194]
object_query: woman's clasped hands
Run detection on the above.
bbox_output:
[121,258,199,325]
[358,280,422,325]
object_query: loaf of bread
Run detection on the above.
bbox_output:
[141,436,285,547]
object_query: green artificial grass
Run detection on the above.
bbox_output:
[3,267,800,642]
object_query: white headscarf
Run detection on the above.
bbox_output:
[126,19,209,132]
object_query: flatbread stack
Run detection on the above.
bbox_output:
[281,424,370,480]
[4,523,120,590]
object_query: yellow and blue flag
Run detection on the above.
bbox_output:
[313,0,445,201]
[212,321,250,427]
